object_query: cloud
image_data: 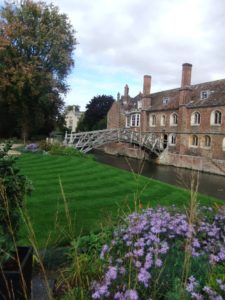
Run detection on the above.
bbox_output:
[1,0,225,109]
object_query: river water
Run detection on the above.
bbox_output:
[93,150,225,201]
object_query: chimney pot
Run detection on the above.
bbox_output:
[143,75,151,96]
[181,63,192,88]
[124,84,129,97]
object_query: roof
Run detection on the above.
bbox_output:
[145,78,225,111]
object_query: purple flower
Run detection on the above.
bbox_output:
[186,276,198,293]
[92,206,225,300]
[217,279,225,292]
[125,289,139,300]
[26,143,39,152]
[155,258,162,268]
[138,268,151,287]
[92,284,109,298]
[134,260,142,268]
[190,292,204,300]
[119,266,126,274]
[100,244,109,259]
[105,266,117,282]
[133,248,144,257]
[114,291,124,299]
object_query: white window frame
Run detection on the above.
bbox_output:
[203,135,211,148]
[149,114,156,127]
[126,115,130,128]
[129,113,140,127]
[210,110,222,126]
[160,115,166,126]
[170,113,178,126]
[163,97,169,105]
[191,111,201,126]
[169,134,176,146]
[190,135,198,147]
[200,90,209,100]
[223,138,225,151]
[137,101,142,109]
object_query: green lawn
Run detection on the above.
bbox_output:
[17,153,223,247]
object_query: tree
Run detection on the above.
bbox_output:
[0,0,76,140]
[76,95,115,132]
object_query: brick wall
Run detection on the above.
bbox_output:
[107,102,121,129]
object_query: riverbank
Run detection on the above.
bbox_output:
[93,149,225,201]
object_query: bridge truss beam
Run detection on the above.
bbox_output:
[64,129,165,156]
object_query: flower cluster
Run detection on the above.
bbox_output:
[186,276,225,299]
[92,206,225,299]
[25,143,39,152]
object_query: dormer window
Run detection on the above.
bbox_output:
[163,97,169,105]
[200,90,209,100]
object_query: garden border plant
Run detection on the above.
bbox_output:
[0,142,33,299]
[91,204,225,300]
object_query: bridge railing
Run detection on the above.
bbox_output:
[64,128,164,155]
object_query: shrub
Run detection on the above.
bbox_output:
[38,140,53,152]
[92,206,225,299]
[0,142,32,265]
[49,144,84,157]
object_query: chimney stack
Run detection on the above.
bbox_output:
[124,84,129,97]
[181,63,192,88]
[143,75,151,96]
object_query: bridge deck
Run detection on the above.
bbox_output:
[64,129,165,156]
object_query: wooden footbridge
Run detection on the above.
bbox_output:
[64,129,164,156]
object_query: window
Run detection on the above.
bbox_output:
[170,113,178,126]
[204,135,211,148]
[69,118,73,127]
[136,114,140,127]
[129,114,140,127]
[160,115,166,126]
[169,134,176,145]
[150,114,156,126]
[138,101,142,109]
[215,110,222,124]
[131,114,136,127]
[223,138,225,151]
[163,97,169,105]
[126,115,130,128]
[200,90,209,99]
[210,110,222,125]
[191,135,198,147]
[191,112,201,125]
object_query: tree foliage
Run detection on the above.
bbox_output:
[0,0,76,139]
[76,95,115,132]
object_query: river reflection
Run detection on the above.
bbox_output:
[93,150,225,201]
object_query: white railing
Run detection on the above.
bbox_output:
[64,129,163,156]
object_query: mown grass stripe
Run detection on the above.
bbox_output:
[17,153,223,247]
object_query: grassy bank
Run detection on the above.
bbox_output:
[17,153,223,247]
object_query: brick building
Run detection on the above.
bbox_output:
[107,64,225,175]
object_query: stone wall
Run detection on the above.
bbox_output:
[158,150,225,176]
[104,142,148,160]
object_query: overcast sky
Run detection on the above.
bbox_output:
[1,0,225,110]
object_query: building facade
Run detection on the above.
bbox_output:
[107,64,225,175]
[65,106,83,132]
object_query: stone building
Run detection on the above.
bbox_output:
[107,64,225,175]
[65,105,83,132]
